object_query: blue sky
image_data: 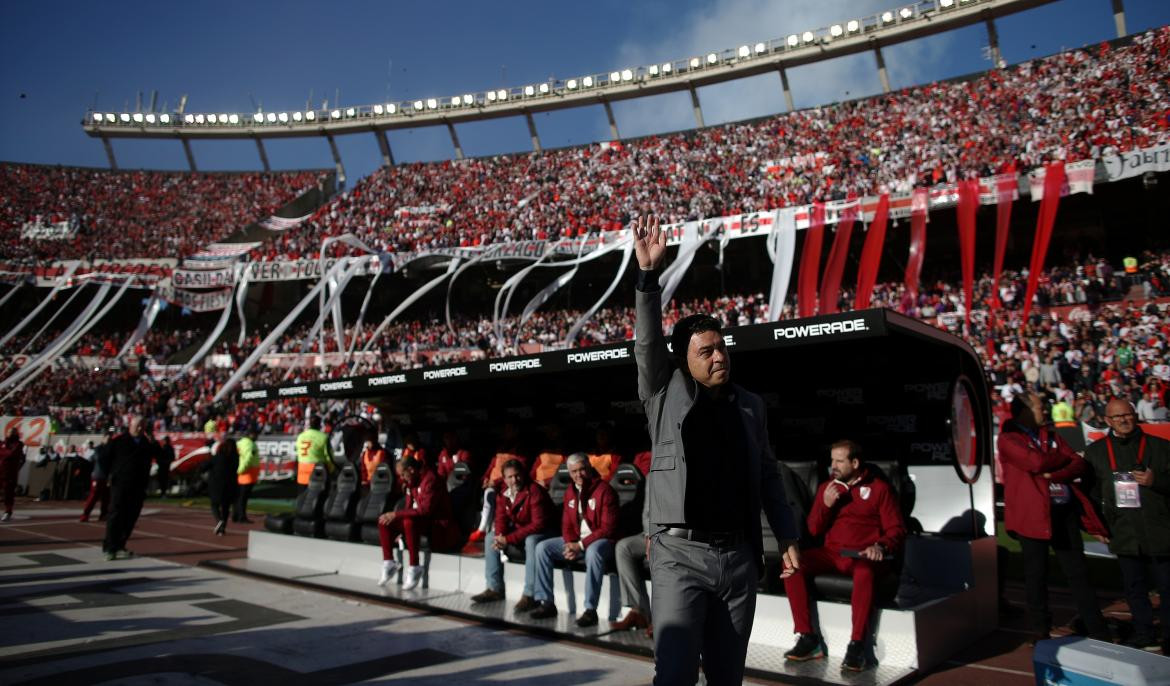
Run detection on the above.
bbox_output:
[2,0,1168,184]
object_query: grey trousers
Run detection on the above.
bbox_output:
[650,532,757,686]
[616,533,651,615]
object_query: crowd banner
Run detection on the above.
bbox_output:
[991,174,1015,310]
[904,189,929,299]
[1029,159,1095,200]
[355,257,461,377]
[797,203,825,317]
[1100,142,1170,182]
[1023,162,1066,320]
[182,264,248,376]
[172,267,235,289]
[116,287,165,360]
[0,262,80,351]
[818,198,858,316]
[766,207,797,322]
[0,416,52,448]
[156,284,233,312]
[957,179,980,329]
[188,242,260,261]
[854,194,890,311]
[563,239,634,346]
[659,218,714,309]
[213,261,347,403]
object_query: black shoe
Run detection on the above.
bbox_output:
[528,601,557,619]
[784,633,824,661]
[513,595,537,613]
[576,609,598,627]
[842,640,867,672]
[470,588,505,604]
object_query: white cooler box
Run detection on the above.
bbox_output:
[1033,637,1170,686]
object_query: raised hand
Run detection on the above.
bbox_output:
[632,215,667,271]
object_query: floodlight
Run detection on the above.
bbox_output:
[293,111,303,121]
[738,45,750,58]
[132,112,144,123]
[487,90,497,101]
[661,62,671,74]
[305,111,316,121]
[689,57,700,68]
[939,0,954,6]
[539,82,550,93]
[620,69,633,81]
[346,107,356,116]
[648,65,659,76]
[266,112,277,123]
[755,42,767,54]
[787,34,799,47]
[497,89,507,100]
[900,7,913,19]
[218,114,227,123]
[706,52,718,64]
[183,114,194,124]
[525,84,536,96]
[882,11,895,22]
[228,113,239,124]
[462,94,473,105]
[567,78,579,88]
[145,113,156,124]
[450,96,461,106]
[278,112,288,123]
[609,71,620,82]
[92,112,103,123]
[159,114,170,124]
[373,104,384,114]
[194,114,205,124]
[830,24,843,37]
[208,114,218,124]
[253,113,264,123]
[120,112,131,123]
[847,19,860,32]
[387,103,397,113]
[804,31,817,42]
[331,109,341,119]
[581,76,593,88]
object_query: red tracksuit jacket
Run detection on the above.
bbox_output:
[494,481,556,541]
[562,477,619,549]
[397,469,456,532]
[808,467,906,553]
[998,422,1106,540]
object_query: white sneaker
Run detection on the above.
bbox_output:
[401,565,424,590]
[1,512,11,521]
[377,560,401,587]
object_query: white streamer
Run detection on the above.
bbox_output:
[767,208,797,322]
[563,239,634,346]
[0,262,80,350]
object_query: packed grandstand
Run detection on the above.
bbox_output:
[0,25,1168,469]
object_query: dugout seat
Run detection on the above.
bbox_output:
[323,465,362,542]
[358,463,396,545]
[610,463,645,537]
[292,465,329,538]
[548,464,571,507]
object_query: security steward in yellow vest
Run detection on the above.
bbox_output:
[234,431,260,523]
[295,416,334,491]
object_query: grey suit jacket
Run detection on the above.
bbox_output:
[635,284,799,562]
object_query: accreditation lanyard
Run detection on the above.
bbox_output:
[1108,435,1146,509]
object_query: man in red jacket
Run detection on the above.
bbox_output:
[470,459,557,611]
[998,392,1111,644]
[0,428,26,521]
[783,440,906,672]
[529,453,619,628]
[376,458,461,590]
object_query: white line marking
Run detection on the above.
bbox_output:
[945,661,1033,678]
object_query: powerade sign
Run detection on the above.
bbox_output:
[237,310,896,403]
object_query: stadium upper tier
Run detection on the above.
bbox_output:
[0,165,328,261]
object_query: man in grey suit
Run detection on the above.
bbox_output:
[633,215,801,685]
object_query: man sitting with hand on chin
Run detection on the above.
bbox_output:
[783,440,906,672]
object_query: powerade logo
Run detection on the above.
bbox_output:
[319,380,353,391]
[278,385,308,396]
[773,318,868,340]
[423,366,468,380]
[666,334,735,354]
[240,390,268,400]
[567,348,630,365]
[489,358,542,373]
[903,382,949,401]
[368,373,407,387]
[816,387,864,405]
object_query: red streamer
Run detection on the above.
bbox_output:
[797,203,825,317]
[956,179,979,329]
[854,194,889,310]
[1022,162,1066,319]
[818,200,857,315]
[903,189,929,300]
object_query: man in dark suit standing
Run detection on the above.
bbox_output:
[103,416,153,560]
[633,215,801,685]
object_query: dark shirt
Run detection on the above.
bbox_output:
[682,387,751,533]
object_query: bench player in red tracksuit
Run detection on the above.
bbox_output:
[376,458,461,590]
[783,440,906,671]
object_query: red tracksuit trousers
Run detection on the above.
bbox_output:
[783,547,886,641]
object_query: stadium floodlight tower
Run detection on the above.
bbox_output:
[82,0,1119,180]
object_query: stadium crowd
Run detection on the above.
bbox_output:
[0,164,326,262]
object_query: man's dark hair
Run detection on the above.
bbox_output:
[308,415,322,430]
[1009,393,1034,419]
[501,458,526,479]
[670,313,723,368]
[830,439,863,462]
[400,457,421,472]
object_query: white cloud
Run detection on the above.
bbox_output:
[610,0,954,137]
